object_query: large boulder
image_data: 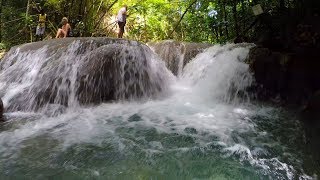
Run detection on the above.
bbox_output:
[0,38,171,112]
[248,46,285,99]
[148,40,212,76]
[248,46,320,104]
[77,44,167,104]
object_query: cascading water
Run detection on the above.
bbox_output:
[148,40,185,77]
[0,38,171,114]
[181,43,254,103]
[0,40,318,179]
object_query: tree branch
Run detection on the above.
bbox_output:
[93,0,118,30]
[168,0,197,39]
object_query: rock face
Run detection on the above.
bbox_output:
[0,98,3,122]
[303,91,320,120]
[249,46,320,105]
[148,40,212,76]
[0,38,171,112]
[77,44,167,104]
[249,45,320,167]
[302,90,320,168]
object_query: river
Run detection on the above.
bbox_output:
[0,40,318,179]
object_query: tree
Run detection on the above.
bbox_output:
[1,0,318,48]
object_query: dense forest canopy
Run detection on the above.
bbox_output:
[0,0,319,48]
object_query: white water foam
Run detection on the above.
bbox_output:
[182,44,254,104]
[0,39,172,113]
[0,43,313,179]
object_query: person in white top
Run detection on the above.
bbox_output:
[117,5,127,38]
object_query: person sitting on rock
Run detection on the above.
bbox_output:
[55,17,72,38]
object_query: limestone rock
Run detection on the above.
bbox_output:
[0,38,171,112]
[249,46,320,104]
[148,40,212,76]
[304,90,320,120]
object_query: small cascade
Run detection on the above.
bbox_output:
[76,43,173,104]
[177,43,186,78]
[148,40,211,77]
[182,43,255,103]
[0,38,172,114]
[148,40,185,76]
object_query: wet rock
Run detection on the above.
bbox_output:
[248,46,320,104]
[148,40,212,76]
[128,114,142,122]
[249,47,284,99]
[303,91,320,120]
[184,127,197,134]
[76,43,167,104]
[0,98,3,122]
[0,37,170,112]
[302,91,320,168]
[183,42,213,66]
[148,40,183,76]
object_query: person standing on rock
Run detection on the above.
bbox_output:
[117,5,127,38]
[35,9,47,41]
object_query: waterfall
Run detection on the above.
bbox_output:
[0,38,172,114]
[177,43,186,78]
[0,40,315,179]
[181,43,254,103]
[147,40,211,77]
[148,40,185,76]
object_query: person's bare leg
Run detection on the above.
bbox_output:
[60,29,67,38]
[118,23,124,38]
[56,29,62,38]
[56,29,67,38]
[118,29,122,38]
[118,28,121,38]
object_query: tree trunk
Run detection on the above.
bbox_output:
[241,0,246,31]
[0,0,3,42]
[223,0,229,39]
[232,0,239,37]
[26,0,31,42]
[280,0,285,11]
[79,0,84,17]
[26,0,30,20]
[29,26,33,42]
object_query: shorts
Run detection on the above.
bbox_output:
[36,26,45,36]
[118,21,126,31]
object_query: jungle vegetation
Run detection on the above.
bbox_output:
[0,0,318,48]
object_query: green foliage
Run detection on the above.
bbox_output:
[0,43,6,50]
[0,0,315,48]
